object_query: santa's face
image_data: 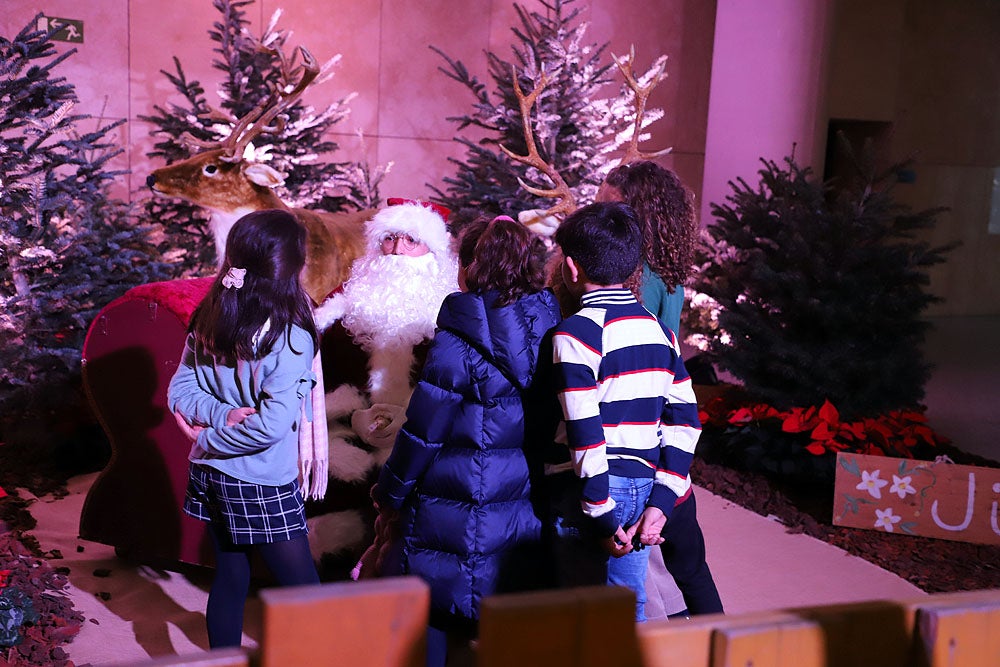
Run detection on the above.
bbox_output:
[378,232,430,257]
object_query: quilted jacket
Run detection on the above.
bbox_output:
[376,287,561,622]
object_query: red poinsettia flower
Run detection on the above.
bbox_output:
[0,569,11,589]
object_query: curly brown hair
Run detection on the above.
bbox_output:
[460,216,548,307]
[603,161,698,293]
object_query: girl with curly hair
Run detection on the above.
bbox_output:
[598,160,699,335]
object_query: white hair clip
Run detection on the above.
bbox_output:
[222,267,247,290]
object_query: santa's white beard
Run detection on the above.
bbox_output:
[340,252,458,352]
[334,251,458,405]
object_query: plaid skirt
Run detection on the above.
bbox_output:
[184,463,309,545]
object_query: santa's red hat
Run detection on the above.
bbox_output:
[385,198,451,222]
[365,199,452,258]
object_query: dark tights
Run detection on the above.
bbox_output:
[207,527,319,648]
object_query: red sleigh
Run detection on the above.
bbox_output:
[80,277,216,566]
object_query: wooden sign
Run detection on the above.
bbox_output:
[833,452,1000,545]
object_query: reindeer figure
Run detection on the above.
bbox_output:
[146,45,370,305]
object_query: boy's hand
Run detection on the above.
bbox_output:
[627,507,667,547]
[226,406,257,426]
[604,526,634,558]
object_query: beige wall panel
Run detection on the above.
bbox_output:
[896,164,1000,315]
[378,0,493,141]
[377,135,467,202]
[274,0,382,138]
[893,0,1000,168]
[826,0,906,122]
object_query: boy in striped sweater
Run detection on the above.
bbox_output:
[549,201,702,622]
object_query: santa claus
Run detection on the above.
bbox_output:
[306,199,459,567]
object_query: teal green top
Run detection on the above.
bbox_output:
[168,324,315,486]
[639,263,684,339]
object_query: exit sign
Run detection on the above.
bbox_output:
[38,16,84,44]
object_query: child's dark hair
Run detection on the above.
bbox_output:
[554,202,641,285]
[459,215,548,307]
[604,161,697,289]
[189,209,318,361]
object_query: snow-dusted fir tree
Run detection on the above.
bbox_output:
[0,17,171,418]
[431,0,666,224]
[140,0,384,274]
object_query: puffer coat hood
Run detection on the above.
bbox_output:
[376,287,561,623]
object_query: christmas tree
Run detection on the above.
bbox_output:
[0,17,171,421]
[431,0,664,224]
[140,0,385,275]
[690,141,954,420]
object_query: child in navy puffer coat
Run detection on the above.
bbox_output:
[373,215,561,667]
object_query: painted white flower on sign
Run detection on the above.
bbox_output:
[875,507,902,532]
[890,474,916,499]
[856,469,889,499]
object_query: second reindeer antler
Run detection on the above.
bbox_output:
[500,67,577,219]
[613,45,672,166]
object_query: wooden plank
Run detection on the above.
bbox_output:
[638,615,716,667]
[478,585,640,667]
[639,611,793,667]
[134,648,248,667]
[791,599,915,667]
[257,576,429,667]
[833,452,1000,545]
[912,590,1000,667]
[709,615,830,667]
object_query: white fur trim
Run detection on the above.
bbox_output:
[307,510,367,560]
[325,384,368,419]
[314,293,347,332]
[365,203,451,258]
[328,436,375,482]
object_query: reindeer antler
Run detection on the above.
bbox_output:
[221,45,320,162]
[500,67,577,219]
[178,45,320,162]
[613,45,672,166]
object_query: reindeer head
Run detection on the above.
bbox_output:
[146,45,319,216]
[146,147,287,215]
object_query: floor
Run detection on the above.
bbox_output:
[20,315,1000,666]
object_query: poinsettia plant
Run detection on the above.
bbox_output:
[696,391,950,489]
[703,398,947,459]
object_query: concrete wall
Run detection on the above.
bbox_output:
[701,0,836,231]
[4,0,996,315]
[0,0,715,208]
[827,0,1000,316]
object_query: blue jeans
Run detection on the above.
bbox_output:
[550,474,654,622]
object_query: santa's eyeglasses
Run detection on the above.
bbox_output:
[379,233,420,249]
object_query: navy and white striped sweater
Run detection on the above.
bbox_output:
[552,288,701,535]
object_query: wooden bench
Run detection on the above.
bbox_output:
[132,648,248,667]
[257,576,429,667]
[130,583,1000,667]
[908,589,1000,667]
[477,585,641,667]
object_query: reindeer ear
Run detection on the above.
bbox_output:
[243,163,286,189]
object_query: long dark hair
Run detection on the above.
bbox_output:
[461,216,548,307]
[189,209,318,361]
[604,161,697,291]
